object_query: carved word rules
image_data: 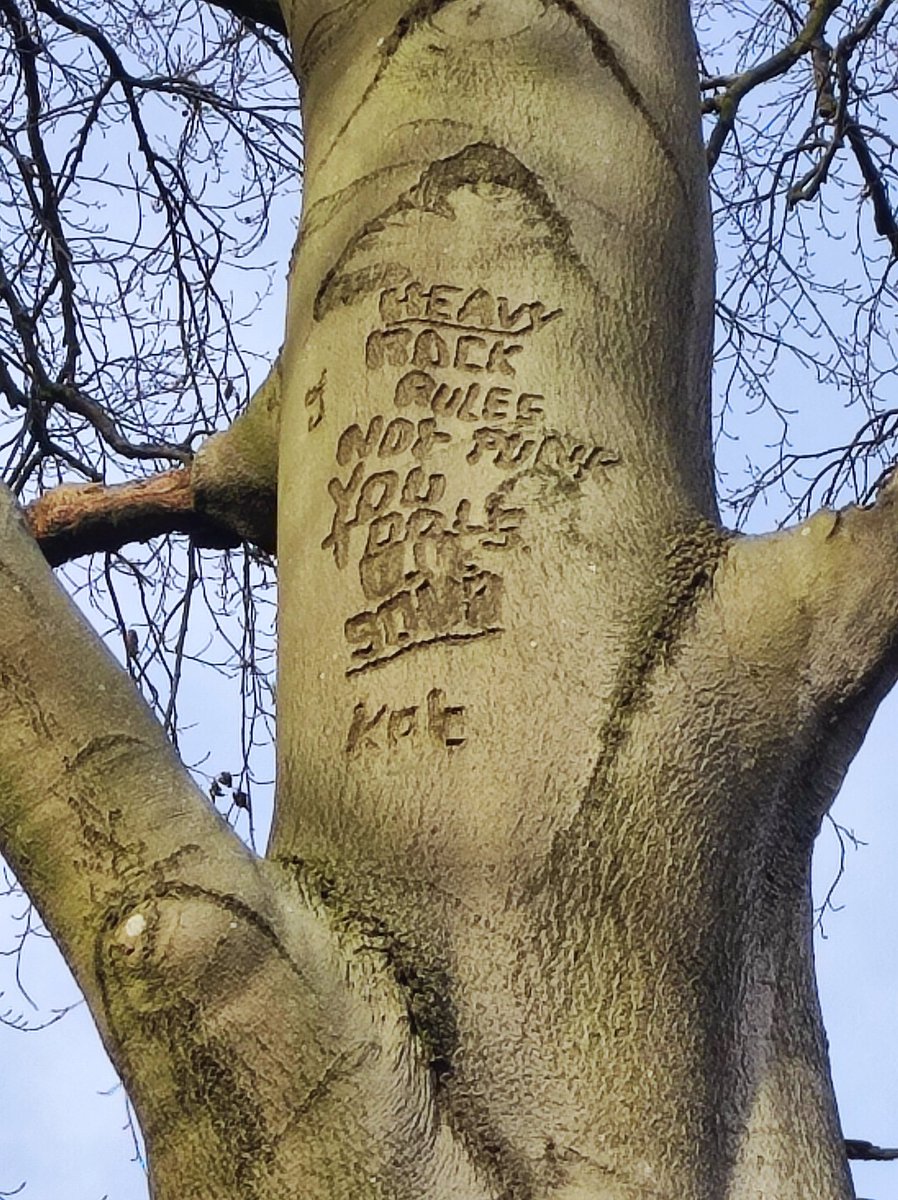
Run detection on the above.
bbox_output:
[324,282,615,679]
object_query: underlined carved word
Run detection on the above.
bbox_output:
[377,283,562,336]
[346,688,467,754]
[345,558,505,673]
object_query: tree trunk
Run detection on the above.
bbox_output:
[272,1,864,1195]
[4,2,898,1198]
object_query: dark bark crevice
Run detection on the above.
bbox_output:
[547,0,690,201]
[526,519,732,912]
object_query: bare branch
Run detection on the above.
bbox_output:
[844,121,898,256]
[838,0,895,55]
[203,0,287,37]
[0,0,299,495]
[845,1139,898,1161]
[24,468,240,564]
[705,0,844,169]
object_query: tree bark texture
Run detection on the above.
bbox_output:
[3,2,898,1198]
[273,1,878,1196]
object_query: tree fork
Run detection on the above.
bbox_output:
[270,1,896,1196]
[0,482,488,1196]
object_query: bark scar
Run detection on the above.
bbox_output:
[314,0,456,171]
[311,0,688,206]
[314,141,590,320]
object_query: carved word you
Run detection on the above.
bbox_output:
[323,458,526,572]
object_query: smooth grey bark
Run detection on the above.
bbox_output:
[2,2,898,1198]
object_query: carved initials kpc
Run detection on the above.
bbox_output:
[346,689,467,754]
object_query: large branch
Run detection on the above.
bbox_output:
[24,468,240,564]
[0,485,261,1000]
[716,471,898,761]
[0,482,481,1194]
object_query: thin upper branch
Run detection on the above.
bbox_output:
[0,0,298,492]
[844,121,898,255]
[845,1139,898,1161]
[703,0,844,169]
